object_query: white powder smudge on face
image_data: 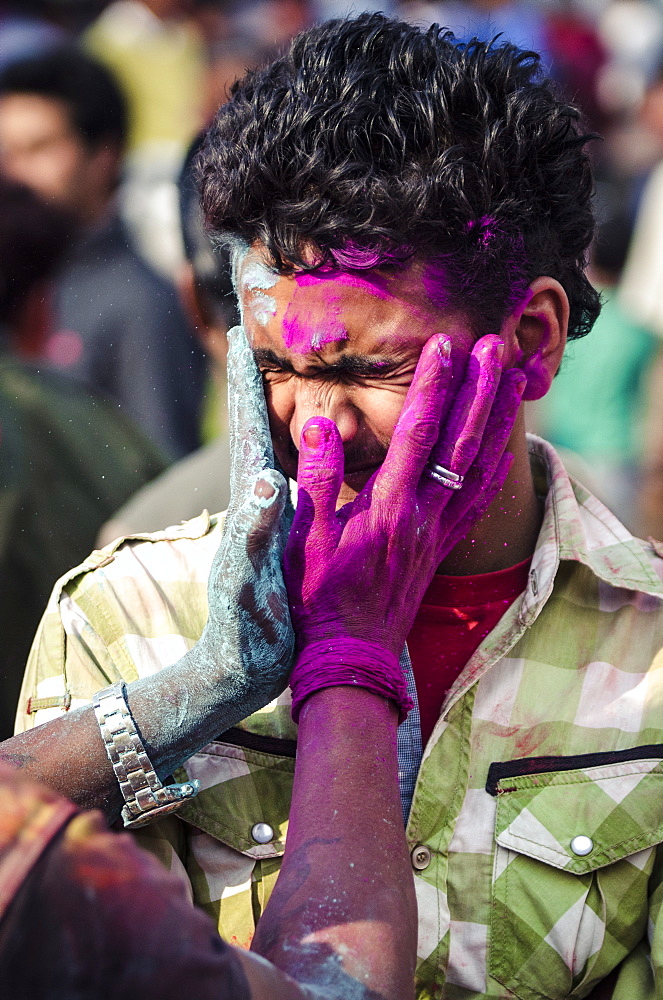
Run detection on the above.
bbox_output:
[241,260,278,326]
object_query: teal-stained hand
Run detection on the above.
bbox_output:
[199,324,295,708]
[129,326,295,775]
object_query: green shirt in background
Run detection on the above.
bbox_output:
[538,289,657,462]
[0,355,166,739]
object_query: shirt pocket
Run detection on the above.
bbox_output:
[486,747,663,1000]
[169,728,296,941]
[174,727,296,860]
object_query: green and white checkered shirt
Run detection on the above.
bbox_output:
[16,436,663,999]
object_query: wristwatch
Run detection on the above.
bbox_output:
[93,681,199,829]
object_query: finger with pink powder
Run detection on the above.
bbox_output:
[373,333,453,498]
[287,417,344,577]
[435,368,525,541]
[295,418,344,534]
[427,334,505,482]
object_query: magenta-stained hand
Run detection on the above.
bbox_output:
[283,333,526,658]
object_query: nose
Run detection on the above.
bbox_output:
[291,379,359,450]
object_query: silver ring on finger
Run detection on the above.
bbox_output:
[424,462,464,490]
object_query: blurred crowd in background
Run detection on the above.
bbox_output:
[2,0,663,736]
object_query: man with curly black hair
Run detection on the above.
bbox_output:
[11,14,663,999]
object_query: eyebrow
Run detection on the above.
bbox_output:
[252,347,407,378]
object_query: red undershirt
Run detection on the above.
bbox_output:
[407,558,532,746]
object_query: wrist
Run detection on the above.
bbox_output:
[290,637,412,724]
[299,683,400,725]
[92,681,200,828]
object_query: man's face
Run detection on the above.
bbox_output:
[238,246,477,506]
[0,94,99,219]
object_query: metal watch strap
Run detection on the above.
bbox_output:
[92,681,199,829]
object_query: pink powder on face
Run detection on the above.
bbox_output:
[282,268,395,353]
[295,269,393,301]
[282,296,348,351]
[282,275,347,351]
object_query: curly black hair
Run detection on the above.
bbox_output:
[199,13,600,339]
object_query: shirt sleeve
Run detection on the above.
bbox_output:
[14,570,124,734]
[15,517,217,736]
[14,532,148,734]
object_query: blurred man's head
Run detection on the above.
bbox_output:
[0,177,71,329]
[177,135,238,368]
[198,14,600,499]
[0,48,127,224]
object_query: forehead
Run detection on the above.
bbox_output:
[236,246,464,357]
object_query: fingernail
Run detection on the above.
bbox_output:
[477,337,499,359]
[303,423,322,448]
[252,471,279,506]
[514,373,527,395]
[437,336,452,360]
[495,340,505,362]
[254,477,276,500]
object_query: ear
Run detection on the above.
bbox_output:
[501,277,569,400]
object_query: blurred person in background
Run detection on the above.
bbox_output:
[0,46,207,460]
[234,0,311,58]
[617,58,663,276]
[201,38,261,130]
[83,0,208,276]
[84,0,205,157]
[617,56,663,539]
[0,176,166,741]
[0,1,67,73]
[98,136,236,544]
[530,214,658,531]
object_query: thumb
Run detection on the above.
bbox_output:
[244,470,289,559]
[292,418,344,546]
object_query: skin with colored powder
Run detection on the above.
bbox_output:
[236,242,568,575]
[0,319,521,1000]
[253,329,523,1000]
[241,259,279,327]
[283,274,348,352]
[283,333,524,658]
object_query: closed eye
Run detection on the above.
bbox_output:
[253,348,415,385]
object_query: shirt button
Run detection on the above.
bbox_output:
[411,845,431,870]
[570,835,593,856]
[251,822,274,844]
